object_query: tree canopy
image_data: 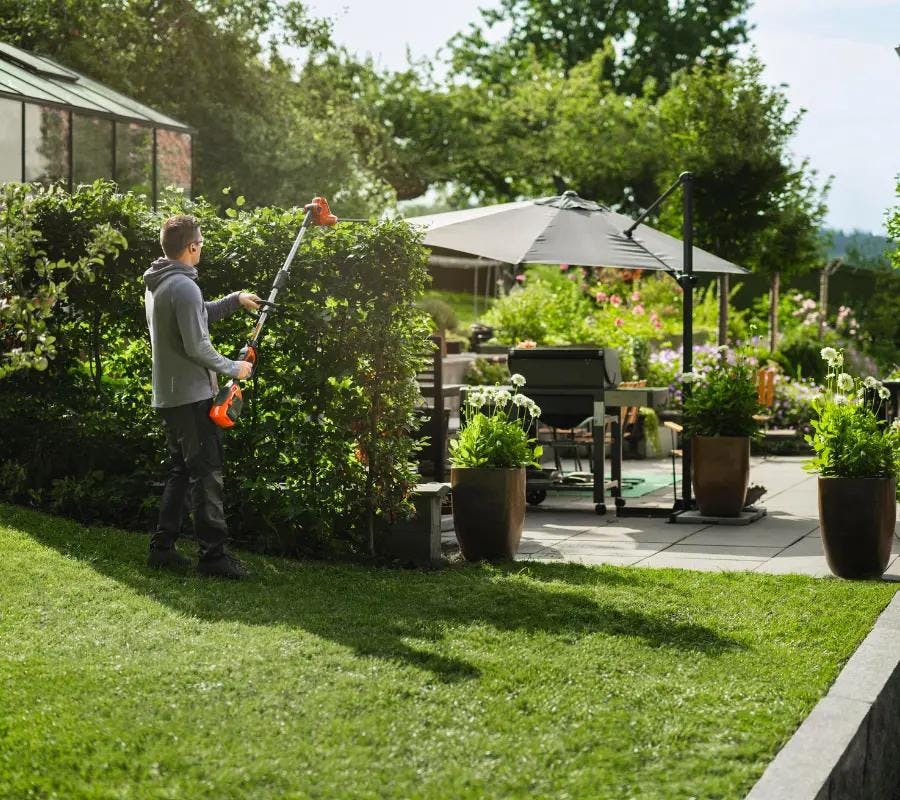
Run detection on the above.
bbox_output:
[449,0,752,95]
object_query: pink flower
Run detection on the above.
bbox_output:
[515,273,526,284]
[630,291,641,302]
[653,318,662,330]
[609,294,622,307]
[614,318,624,328]
[595,291,607,303]
[632,304,645,316]
[559,264,569,272]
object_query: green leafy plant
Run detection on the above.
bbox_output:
[804,348,900,479]
[681,347,763,438]
[463,356,511,386]
[450,376,542,468]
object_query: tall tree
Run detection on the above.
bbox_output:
[450,0,751,95]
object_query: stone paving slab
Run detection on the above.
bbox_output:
[442,456,900,580]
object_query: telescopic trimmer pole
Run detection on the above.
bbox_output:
[247,205,314,348]
[209,196,337,429]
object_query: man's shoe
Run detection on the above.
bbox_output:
[147,547,192,571]
[197,552,250,580]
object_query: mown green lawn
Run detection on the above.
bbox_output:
[0,503,895,800]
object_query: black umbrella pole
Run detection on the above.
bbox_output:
[681,172,694,509]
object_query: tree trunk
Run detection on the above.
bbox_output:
[768,271,780,352]
[717,274,729,346]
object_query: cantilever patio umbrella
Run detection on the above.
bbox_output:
[405,182,749,511]
[406,189,745,274]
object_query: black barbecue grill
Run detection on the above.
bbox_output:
[508,346,621,514]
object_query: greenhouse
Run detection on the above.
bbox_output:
[0,41,192,203]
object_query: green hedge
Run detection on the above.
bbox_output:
[0,182,431,556]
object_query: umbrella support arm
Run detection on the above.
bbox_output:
[633,172,697,512]
[622,173,686,237]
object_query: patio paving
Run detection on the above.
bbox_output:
[441,456,900,579]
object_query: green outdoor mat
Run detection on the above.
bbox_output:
[546,474,680,498]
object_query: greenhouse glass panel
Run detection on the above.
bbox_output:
[115,122,152,196]
[72,113,113,185]
[156,129,191,195]
[24,104,69,185]
[0,98,23,182]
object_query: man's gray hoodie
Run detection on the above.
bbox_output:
[144,258,243,408]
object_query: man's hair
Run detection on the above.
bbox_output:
[160,215,200,258]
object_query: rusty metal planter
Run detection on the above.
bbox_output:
[818,477,897,579]
[691,435,750,517]
[451,467,525,562]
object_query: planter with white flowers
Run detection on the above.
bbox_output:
[681,347,763,517]
[449,375,542,562]
[806,347,900,579]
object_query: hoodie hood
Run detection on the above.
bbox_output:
[143,258,198,292]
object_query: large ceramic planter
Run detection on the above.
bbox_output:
[451,467,525,561]
[691,435,750,517]
[818,477,897,579]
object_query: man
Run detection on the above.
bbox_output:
[144,214,259,579]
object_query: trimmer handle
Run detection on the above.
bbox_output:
[209,343,258,429]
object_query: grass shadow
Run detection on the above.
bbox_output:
[2,504,744,683]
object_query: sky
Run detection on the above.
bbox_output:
[304,0,900,235]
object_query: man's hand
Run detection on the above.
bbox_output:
[234,360,254,380]
[239,292,262,312]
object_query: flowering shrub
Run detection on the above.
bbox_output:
[805,348,900,479]
[450,376,542,468]
[648,344,762,409]
[770,376,822,437]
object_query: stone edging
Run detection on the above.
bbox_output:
[746,592,900,800]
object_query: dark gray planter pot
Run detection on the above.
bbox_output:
[818,477,897,579]
[451,467,525,562]
[691,435,750,517]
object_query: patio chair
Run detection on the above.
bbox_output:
[753,367,797,442]
[415,334,458,482]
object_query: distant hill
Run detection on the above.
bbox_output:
[823,228,896,270]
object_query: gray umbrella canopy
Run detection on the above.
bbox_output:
[405,191,747,275]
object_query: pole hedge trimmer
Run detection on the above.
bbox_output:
[209,196,339,429]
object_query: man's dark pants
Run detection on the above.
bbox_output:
[151,397,228,561]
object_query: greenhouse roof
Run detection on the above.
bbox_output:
[0,42,192,132]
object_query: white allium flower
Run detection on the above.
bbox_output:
[836,373,853,392]
[512,394,529,407]
[510,373,526,387]
[528,402,541,418]
[863,376,877,389]
[878,386,890,400]
[820,347,838,363]
[679,372,696,384]
[834,394,847,405]
[833,352,844,367]
[494,389,512,405]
